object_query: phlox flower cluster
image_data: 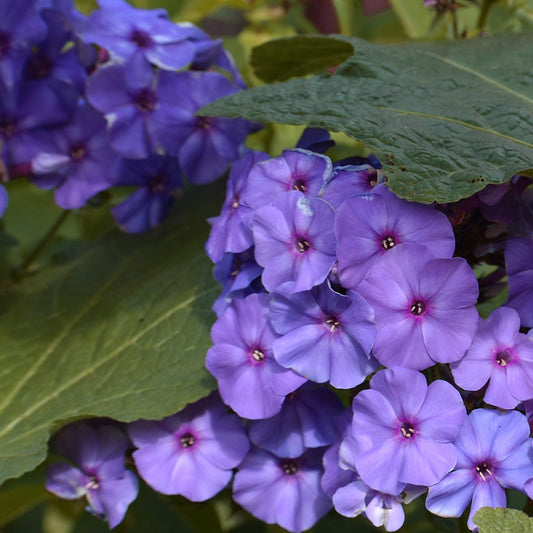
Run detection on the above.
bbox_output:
[0,0,254,233]
[44,130,533,530]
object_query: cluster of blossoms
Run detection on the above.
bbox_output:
[44,131,533,529]
[0,0,254,233]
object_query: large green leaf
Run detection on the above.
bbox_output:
[202,33,533,204]
[474,507,533,533]
[0,183,222,486]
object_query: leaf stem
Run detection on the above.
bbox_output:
[477,0,496,32]
[18,209,70,273]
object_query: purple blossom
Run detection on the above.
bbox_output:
[233,446,331,533]
[110,155,182,233]
[244,149,332,210]
[505,237,533,327]
[205,150,269,263]
[82,0,194,70]
[344,367,466,495]
[45,421,138,529]
[206,293,305,419]
[426,409,533,530]
[335,184,456,289]
[296,127,334,153]
[358,244,479,369]
[451,306,533,409]
[270,281,378,388]
[253,191,336,294]
[31,102,117,208]
[128,393,249,501]
[248,384,343,458]
[0,184,7,217]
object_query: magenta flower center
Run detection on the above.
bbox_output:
[134,88,157,112]
[410,300,426,316]
[85,475,100,490]
[130,28,153,49]
[69,143,88,162]
[196,116,212,129]
[281,460,298,475]
[0,114,17,138]
[149,174,167,193]
[180,432,195,448]
[294,237,310,253]
[251,347,265,362]
[475,461,493,482]
[290,176,306,192]
[399,421,416,439]
[495,349,513,367]
[325,316,340,332]
[381,235,396,250]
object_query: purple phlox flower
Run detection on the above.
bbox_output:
[344,367,466,495]
[149,69,255,184]
[321,408,358,498]
[233,446,332,533]
[358,243,479,369]
[82,0,194,70]
[0,0,47,87]
[45,421,138,529]
[86,55,191,159]
[0,79,74,167]
[296,127,334,154]
[505,237,533,327]
[244,149,333,210]
[206,150,269,263]
[24,8,87,95]
[110,155,182,233]
[426,408,533,530]
[270,281,378,388]
[128,393,249,501]
[479,176,531,225]
[0,183,7,217]
[451,306,533,409]
[253,190,336,294]
[206,292,305,419]
[31,102,117,209]
[333,480,425,532]
[335,184,456,289]
[248,383,343,458]
[211,248,264,316]
[319,163,381,209]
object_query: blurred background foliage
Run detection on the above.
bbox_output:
[2,0,533,532]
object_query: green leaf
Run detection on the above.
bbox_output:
[0,483,50,527]
[251,36,354,83]
[203,33,533,204]
[0,182,222,486]
[473,507,533,533]
[387,0,436,38]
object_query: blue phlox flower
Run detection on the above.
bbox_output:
[505,237,533,327]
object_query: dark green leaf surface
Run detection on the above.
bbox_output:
[203,33,533,203]
[0,183,222,486]
[474,507,533,533]
[251,36,354,83]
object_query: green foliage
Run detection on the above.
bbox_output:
[251,35,354,83]
[0,183,223,486]
[474,507,533,533]
[203,32,533,204]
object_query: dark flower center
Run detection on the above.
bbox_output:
[281,460,298,475]
[0,32,10,58]
[291,177,306,192]
[231,196,239,209]
[325,316,340,332]
[294,237,310,253]
[475,461,493,482]
[0,115,17,138]
[368,169,378,187]
[400,421,415,439]
[149,174,167,193]
[496,349,512,367]
[196,116,212,129]
[180,432,195,448]
[69,143,87,162]
[410,300,426,316]
[130,28,153,49]
[134,88,157,112]
[85,475,100,490]
[251,348,265,362]
[25,54,53,79]
[381,235,396,250]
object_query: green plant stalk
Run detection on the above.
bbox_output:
[477,0,497,31]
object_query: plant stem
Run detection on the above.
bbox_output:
[18,209,70,273]
[477,0,496,32]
